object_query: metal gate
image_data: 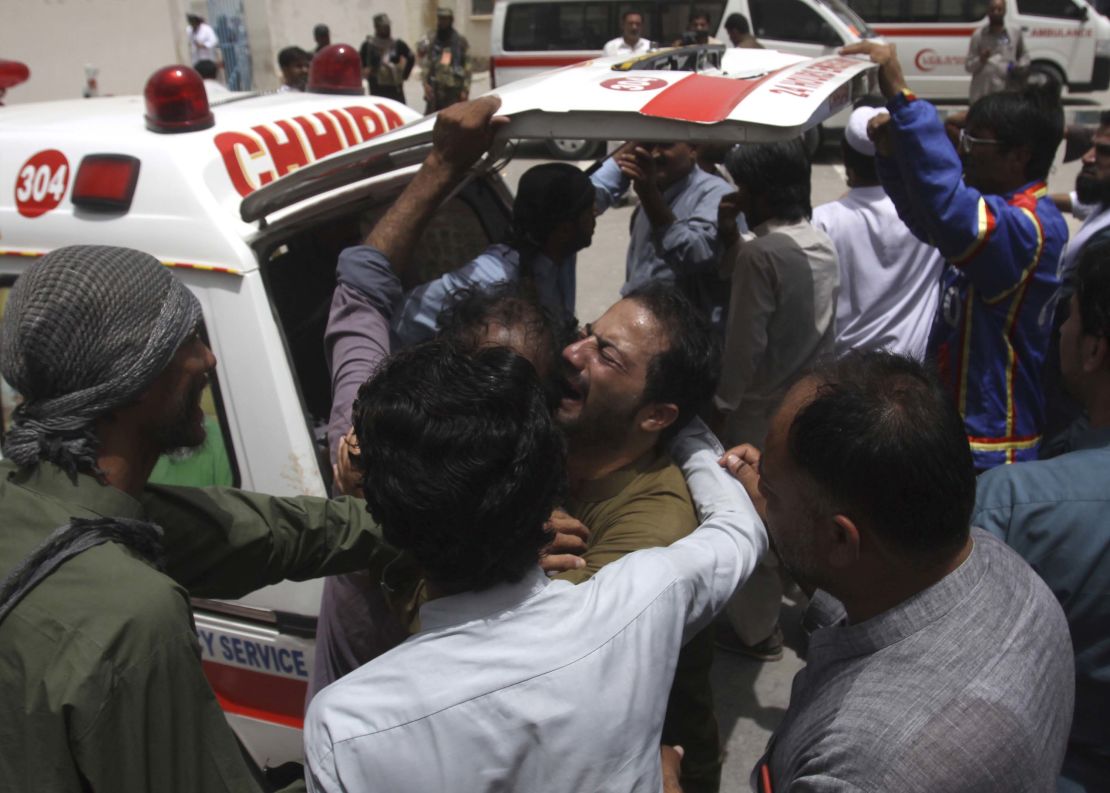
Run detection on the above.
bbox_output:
[209,0,253,91]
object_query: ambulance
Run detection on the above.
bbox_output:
[493,0,1110,107]
[0,43,875,773]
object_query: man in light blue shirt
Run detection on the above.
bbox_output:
[336,97,598,350]
[973,240,1110,792]
[592,141,736,330]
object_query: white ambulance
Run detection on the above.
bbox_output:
[493,0,1110,105]
[0,44,874,773]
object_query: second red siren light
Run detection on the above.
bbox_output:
[308,44,364,95]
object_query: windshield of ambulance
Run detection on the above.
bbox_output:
[818,0,875,37]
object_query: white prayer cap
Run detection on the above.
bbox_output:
[844,106,887,157]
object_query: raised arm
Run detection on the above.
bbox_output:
[365,96,508,288]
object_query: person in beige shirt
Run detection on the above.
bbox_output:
[712,138,838,660]
[965,0,1029,104]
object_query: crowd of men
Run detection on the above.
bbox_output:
[0,20,1107,793]
[191,8,470,111]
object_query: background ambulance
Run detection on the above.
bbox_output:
[0,44,874,773]
[493,0,1110,105]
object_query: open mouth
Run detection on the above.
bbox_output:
[559,373,586,410]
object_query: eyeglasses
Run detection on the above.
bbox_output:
[958,129,1002,154]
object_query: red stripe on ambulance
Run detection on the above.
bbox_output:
[203,661,307,729]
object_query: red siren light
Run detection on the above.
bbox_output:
[0,60,30,90]
[308,44,364,95]
[144,65,214,133]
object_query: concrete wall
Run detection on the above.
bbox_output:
[0,0,188,104]
[254,0,411,91]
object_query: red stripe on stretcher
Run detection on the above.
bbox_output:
[871,26,977,36]
[639,71,781,123]
[203,660,307,729]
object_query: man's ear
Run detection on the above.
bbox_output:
[638,402,679,434]
[826,514,862,569]
[1084,334,1109,374]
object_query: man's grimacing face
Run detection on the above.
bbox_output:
[556,299,668,442]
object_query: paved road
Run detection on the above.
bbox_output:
[453,72,1095,792]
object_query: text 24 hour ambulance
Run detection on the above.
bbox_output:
[0,43,874,774]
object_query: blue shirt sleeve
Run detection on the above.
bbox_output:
[654,177,733,277]
[394,247,518,347]
[881,93,1052,303]
[591,157,629,214]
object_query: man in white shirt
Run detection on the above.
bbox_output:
[603,11,652,58]
[185,14,220,67]
[813,104,944,361]
[304,342,765,793]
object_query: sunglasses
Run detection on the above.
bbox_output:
[958,129,1002,154]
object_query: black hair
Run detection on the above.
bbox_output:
[788,351,975,564]
[853,93,887,110]
[436,283,572,408]
[278,46,310,69]
[689,11,711,23]
[622,9,644,21]
[724,13,751,34]
[353,342,567,592]
[511,163,595,247]
[842,139,878,183]
[624,282,720,441]
[966,90,1063,181]
[194,59,219,79]
[726,139,812,221]
[1074,240,1110,339]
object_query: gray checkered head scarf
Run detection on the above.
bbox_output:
[1,245,202,475]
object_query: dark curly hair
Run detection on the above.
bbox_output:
[353,341,567,592]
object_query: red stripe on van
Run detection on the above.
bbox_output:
[493,55,593,69]
[871,26,978,36]
[203,660,307,729]
[639,71,779,123]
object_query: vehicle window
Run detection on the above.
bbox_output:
[939,0,990,21]
[751,0,840,43]
[848,0,989,21]
[473,0,494,15]
[505,2,617,50]
[1017,0,1085,18]
[259,179,510,473]
[656,2,728,45]
[817,0,876,36]
[0,277,238,488]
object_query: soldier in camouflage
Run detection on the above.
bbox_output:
[422,7,471,113]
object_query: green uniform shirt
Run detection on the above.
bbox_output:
[0,461,386,793]
[562,450,722,793]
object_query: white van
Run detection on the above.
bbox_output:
[0,46,874,773]
[492,0,1110,103]
[854,0,1110,99]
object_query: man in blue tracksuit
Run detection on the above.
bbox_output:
[844,41,1068,470]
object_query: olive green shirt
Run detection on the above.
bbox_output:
[0,461,387,793]
[562,450,721,793]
